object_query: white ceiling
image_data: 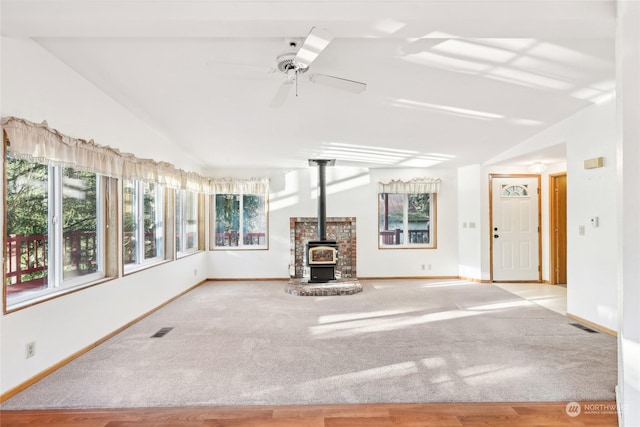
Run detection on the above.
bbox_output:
[1,0,616,172]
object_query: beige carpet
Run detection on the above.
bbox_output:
[1,279,617,409]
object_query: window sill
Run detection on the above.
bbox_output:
[123,258,172,276]
[210,246,269,251]
[378,245,437,250]
[176,249,204,259]
[4,276,115,314]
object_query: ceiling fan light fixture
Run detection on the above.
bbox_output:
[528,162,548,173]
[276,51,308,73]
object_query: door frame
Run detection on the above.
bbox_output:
[489,173,542,283]
[549,172,567,285]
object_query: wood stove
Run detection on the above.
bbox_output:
[306,240,338,282]
[307,159,337,283]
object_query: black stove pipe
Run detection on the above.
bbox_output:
[309,159,335,241]
[317,161,328,241]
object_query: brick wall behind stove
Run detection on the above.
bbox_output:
[290,217,357,278]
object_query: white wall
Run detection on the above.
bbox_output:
[1,37,200,171]
[478,97,616,331]
[504,97,618,331]
[457,164,482,280]
[617,1,640,425]
[0,37,209,395]
[209,166,460,279]
[566,100,618,331]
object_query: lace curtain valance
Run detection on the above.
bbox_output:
[3,117,125,176]
[210,177,270,194]
[378,177,441,194]
[2,117,268,194]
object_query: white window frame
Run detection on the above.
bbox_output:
[123,179,165,273]
[378,192,436,249]
[176,189,199,257]
[211,192,268,250]
[6,161,107,309]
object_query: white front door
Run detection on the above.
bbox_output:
[491,176,540,281]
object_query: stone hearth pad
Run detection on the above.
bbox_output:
[286,278,363,296]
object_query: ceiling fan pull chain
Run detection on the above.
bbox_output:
[295,69,299,97]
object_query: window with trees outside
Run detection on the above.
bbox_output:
[175,189,199,256]
[5,155,109,307]
[212,193,267,249]
[378,178,439,248]
[123,179,164,271]
[4,117,213,310]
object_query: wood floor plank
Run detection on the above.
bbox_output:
[324,416,395,427]
[389,414,464,426]
[389,403,521,417]
[0,402,619,427]
[206,417,324,427]
[105,422,209,427]
[271,404,392,421]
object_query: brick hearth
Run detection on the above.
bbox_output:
[289,217,357,279]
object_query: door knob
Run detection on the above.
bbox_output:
[494,234,499,238]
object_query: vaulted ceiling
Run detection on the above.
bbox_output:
[1,0,616,172]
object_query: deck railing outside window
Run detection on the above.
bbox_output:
[379,229,430,245]
[215,232,266,247]
[6,231,97,295]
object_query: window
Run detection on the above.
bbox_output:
[123,178,164,271]
[212,193,267,249]
[379,192,436,248]
[5,155,110,307]
[176,189,200,256]
[3,117,212,309]
[501,184,529,197]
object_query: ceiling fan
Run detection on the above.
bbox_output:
[270,27,367,107]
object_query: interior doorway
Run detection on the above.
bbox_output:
[549,173,567,285]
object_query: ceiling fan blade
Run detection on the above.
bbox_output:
[308,73,367,94]
[293,27,333,69]
[270,80,294,108]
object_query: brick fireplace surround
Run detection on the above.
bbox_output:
[289,217,357,279]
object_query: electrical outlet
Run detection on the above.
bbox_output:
[26,342,35,359]
[421,264,426,270]
[428,264,432,270]
[194,269,198,276]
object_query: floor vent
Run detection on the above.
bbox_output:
[570,323,598,333]
[151,327,174,338]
